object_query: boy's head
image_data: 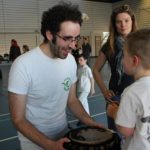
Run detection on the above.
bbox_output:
[123,29,150,77]
[78,54,88,66]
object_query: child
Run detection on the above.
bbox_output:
[107,29,150,150]
[77,54,95,115]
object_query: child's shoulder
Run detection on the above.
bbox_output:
[123,77,150,98]
[85,65,92,72]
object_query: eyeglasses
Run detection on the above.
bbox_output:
[56,34,81,43]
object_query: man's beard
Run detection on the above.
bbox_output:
[49,40,72,59]
[49,40,59,58]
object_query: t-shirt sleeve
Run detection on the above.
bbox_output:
[87,67,93,79]
[8,58,30,95]
[115,88,138,128]
[100,42,109,56]
[71,55,77,84]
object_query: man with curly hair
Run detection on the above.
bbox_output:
[8,2,101,150]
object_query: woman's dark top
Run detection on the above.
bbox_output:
[101,37,134,96]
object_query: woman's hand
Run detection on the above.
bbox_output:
[103,90,115,100]
[107,103,118,120]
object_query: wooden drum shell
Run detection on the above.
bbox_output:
[64,126,121,150]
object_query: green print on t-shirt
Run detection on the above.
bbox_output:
[62,77,71,91]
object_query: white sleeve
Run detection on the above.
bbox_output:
[71,55,77,84]
[87,67,93,79]
[8,58,30,94]
[115,89,138,128]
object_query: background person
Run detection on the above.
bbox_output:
[0,55,3,79]
[107,29,150,150]
[77,54,95,116]
[82,37,91,65]
[9,39,21,62]
[71,44,79,64]
[93,4,137,132]
[3,53,9,62]
[22,44,30,53]
[0,70,2,79]
[8,2,102,150]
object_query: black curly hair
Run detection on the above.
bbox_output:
[41,2,83,42]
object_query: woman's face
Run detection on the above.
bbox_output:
[115,12,132,37]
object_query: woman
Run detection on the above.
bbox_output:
[93,4,137,131]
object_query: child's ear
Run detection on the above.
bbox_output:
[133,55,141,66]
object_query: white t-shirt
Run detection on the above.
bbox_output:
[77,64,93,93]
[8,47,77,139]
[115,76,150,150]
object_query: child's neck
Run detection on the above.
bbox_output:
[134,70,150,81]
[80,64,86,67]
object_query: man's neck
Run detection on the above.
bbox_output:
[39,43,53,58]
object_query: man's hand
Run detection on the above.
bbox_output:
[45,137,70,150]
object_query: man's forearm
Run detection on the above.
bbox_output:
[68,98,97,126]
[13,118,53,149]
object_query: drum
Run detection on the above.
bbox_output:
[64,126,121,150]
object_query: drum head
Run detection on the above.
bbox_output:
[68,126,113,145]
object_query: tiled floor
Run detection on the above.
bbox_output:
[0,58,110,150]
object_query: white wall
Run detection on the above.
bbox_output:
[0,0,39,54]
[0,0,112,56]
[0,0,150,56]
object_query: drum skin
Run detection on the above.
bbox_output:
[64,126,121,150]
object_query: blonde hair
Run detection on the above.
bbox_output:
[125,29,150,69]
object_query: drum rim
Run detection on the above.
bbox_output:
[67,126,114,145]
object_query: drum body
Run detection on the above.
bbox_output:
[64,126,121,150]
